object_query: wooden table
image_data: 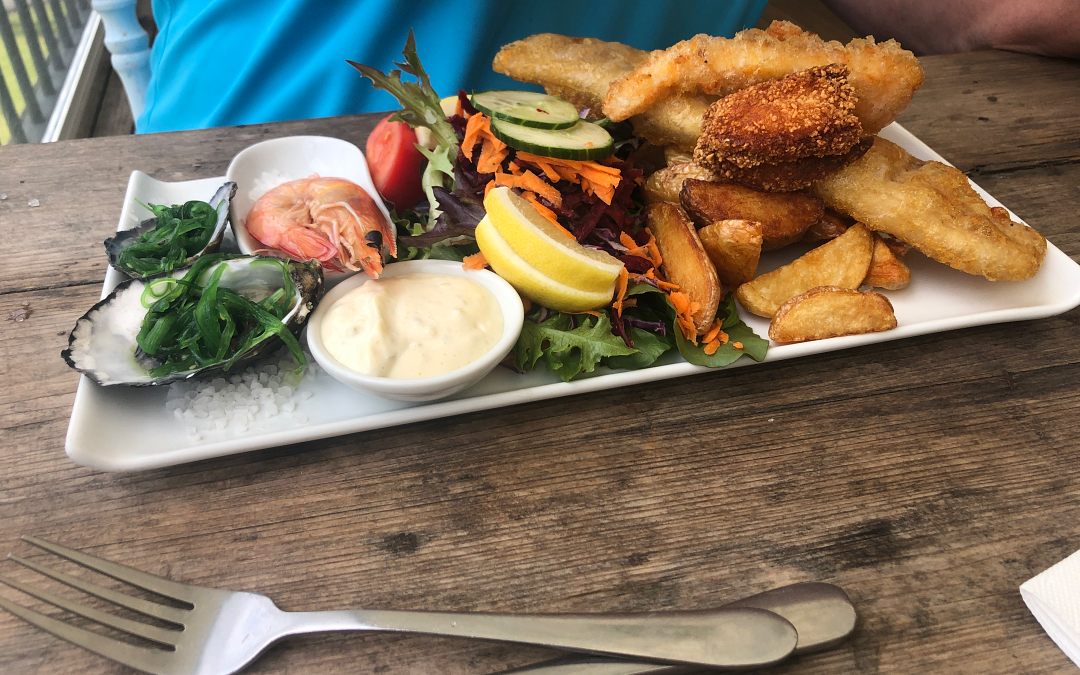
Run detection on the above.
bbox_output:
[1,50,1078,674]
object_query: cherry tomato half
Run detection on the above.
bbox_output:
[365,115,426,211]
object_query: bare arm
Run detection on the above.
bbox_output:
[823,0,1080,58]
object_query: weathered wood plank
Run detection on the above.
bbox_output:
[896,51,1080,172]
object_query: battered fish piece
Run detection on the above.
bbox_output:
[603,21,923,135]
[493,34,711,149]
[693,65,866,191]
[812,138,1047,281]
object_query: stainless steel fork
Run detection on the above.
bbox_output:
[0,536,798,674]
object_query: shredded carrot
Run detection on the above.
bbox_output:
[702,320,728,345]
[733,341,744,350]
[611,267,630,319]
[463,252,489,270]
[668,291,700,343]
[522,192,564,230]
[523,155,562,182]
[701,319,730,356]
[462,114,509,174]
[645,235,663,268]
[513,151,622,205]
[494,170,562,206]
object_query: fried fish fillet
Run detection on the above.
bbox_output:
[603,21,923,135]
[812,138,1046,281]
[492,34,711,149]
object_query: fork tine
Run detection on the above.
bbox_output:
[9,555,188,624]
[0,595,169,675]
[22,536,195,602]
[0,574,180,646]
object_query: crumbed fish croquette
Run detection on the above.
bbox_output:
[694,64,862,169]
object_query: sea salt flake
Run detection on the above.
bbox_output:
[27,198,40,208]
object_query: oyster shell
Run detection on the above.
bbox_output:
[62,255,323,386]
[104,182,237,279]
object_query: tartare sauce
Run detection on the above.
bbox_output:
[320,274,503,379]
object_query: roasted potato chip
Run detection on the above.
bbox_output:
[735,222,873,317]
[644,163,717,204]
[802,209,853,243]
[864,234,912,290]
[646,202,722,332]
[679,179,824,250]
[769,286,897,344]
[698,219,763,288]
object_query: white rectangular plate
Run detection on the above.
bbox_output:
[65,125,1080,471]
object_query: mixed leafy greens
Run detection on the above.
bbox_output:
[352,34,767,382]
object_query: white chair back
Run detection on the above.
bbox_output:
[91,0,150,120]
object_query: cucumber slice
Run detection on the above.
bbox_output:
[472,91,580,130]
[490,118,615,161]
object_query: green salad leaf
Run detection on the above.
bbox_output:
[513,312,636,382]
[348,31,459,230]
[674,295,768,367]
[512,286,768,381]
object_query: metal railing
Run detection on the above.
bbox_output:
[1,0,92,144]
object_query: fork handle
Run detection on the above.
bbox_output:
[279,606,797,668]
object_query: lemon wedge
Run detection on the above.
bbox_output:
[481,187,623,303]
[476,216,616,312]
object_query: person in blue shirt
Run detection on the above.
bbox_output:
[137,0,767,133]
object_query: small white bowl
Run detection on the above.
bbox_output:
[306,260,525,402]
[224,135,392,284]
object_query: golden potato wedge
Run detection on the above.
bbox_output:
[802,209,853,243]
[878,232,911,257]
[644,163,716,204]
[735,223,873,318]
[698,219,763,288]
[769,286,897,344]
[679,179,824,250]
[646,202,722,333]
[864,234,912,290]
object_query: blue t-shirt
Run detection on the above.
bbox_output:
[138,0,766,133]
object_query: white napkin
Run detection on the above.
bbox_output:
[1021,548,1080,668]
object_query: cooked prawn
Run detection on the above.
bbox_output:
[246,177,397,277]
